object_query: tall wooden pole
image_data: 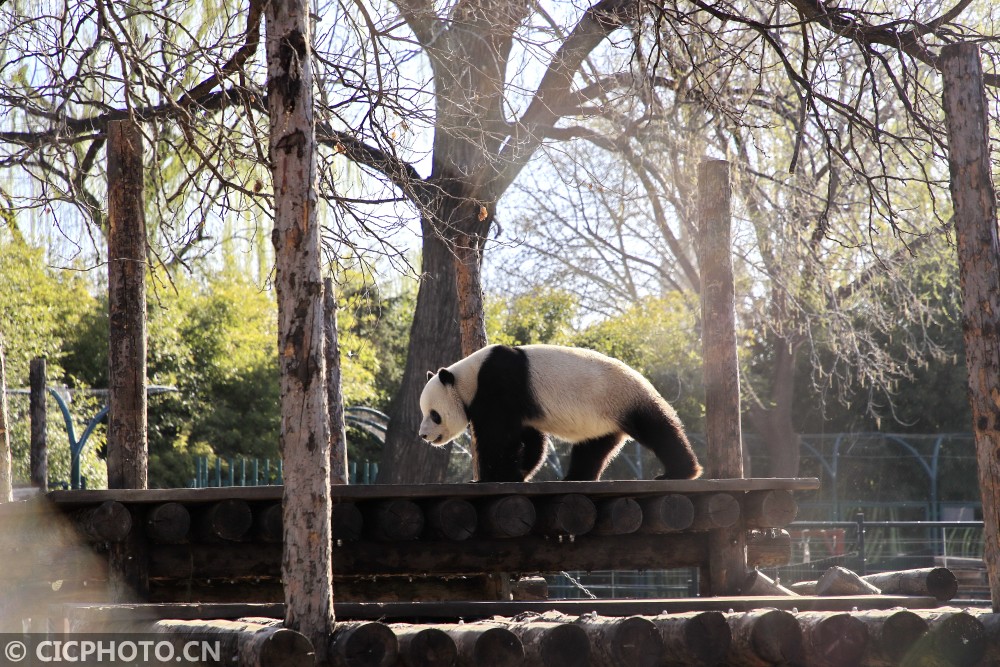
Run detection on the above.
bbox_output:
[326,277,349,486]
[698,159,746,595]
[266,0,334,656]
[29,357,47,490]
[941,42,1000,612]
[107,120,148,490]
[0,333,12,502]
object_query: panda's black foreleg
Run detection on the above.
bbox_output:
[563,433,624,481]
[621,404,703,480]
[518,427,548,481]
[475,430,531,482]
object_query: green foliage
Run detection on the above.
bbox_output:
[53,262,412,487]
[795,243,970,434]
[487,288,577,346]
[0,225,107,488]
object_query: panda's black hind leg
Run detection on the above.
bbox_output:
[563,433,624,481]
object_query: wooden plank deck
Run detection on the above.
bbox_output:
[47,478,820,506]
[55,594,943,625]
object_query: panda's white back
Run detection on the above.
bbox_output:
[521,345,656,441]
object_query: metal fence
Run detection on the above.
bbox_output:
[549,514,988,601]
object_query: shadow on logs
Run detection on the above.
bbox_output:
[478,496,536,538]
[442,623,523,667]
[743,490,798,528]
[853,609,927,667]
[575,614,661,667]
[535,494,596,536]
[797,611,868,667]
[195,499,252,542]
[390,625,457,667]
[333,503,364,542]
[252,504,283,543]
[364,500,424,542]
[690,493,740,530]
[145,502,190,543]
[655,611,731,667]
[71,500,132,542]
[423,498,478,541]
[329,621,398,667]
[906,610,985,667]
[638,495,694,533]
[507,617,589,667]
[726,609,803,667]
[592,497,642,535]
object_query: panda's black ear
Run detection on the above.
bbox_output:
[427,370,435,381]
[438,368,455,386]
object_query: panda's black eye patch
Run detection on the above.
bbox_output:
[430,410,442,425]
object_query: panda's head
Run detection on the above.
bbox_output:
[418,368,468,446]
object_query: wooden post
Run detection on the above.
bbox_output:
[325,276,349,486]
[29,357,47,490]
[941,42,1000,613]
[266,0,334,654]
[697,158,746,595]
[107,119,148,490]
[0,333,11,502]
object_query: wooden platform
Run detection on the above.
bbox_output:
[54,595,944,625]
[46,478,820,505]
[0,479,821,603]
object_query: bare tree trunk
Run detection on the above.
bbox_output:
[380,213,463,484]
[29,357,47,490]
[746,339,801,477]
[266,0,334,655]
[325,277,349,486]
[697,159,746,596]
[941,42,1000,613]
[107,120,148,490]
[455,232,489,357]
[0,333,12,502]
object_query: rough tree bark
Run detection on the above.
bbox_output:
[325,277,349,486]
[698,159,746,596]
[455,231,489,358]
[107,119,148,490]
[266,0,335,655]
[29,357,47,489]
[0,333,12,502]
[941,42,1000,612]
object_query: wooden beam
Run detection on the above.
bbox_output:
[46,478,821,506]
[697,158,746,597]
[106,119,148,491]
[941,41,1000,614]
[52,596,942,625]
[29,357,47,490]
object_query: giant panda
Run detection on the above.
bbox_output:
[418,344,703,482]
